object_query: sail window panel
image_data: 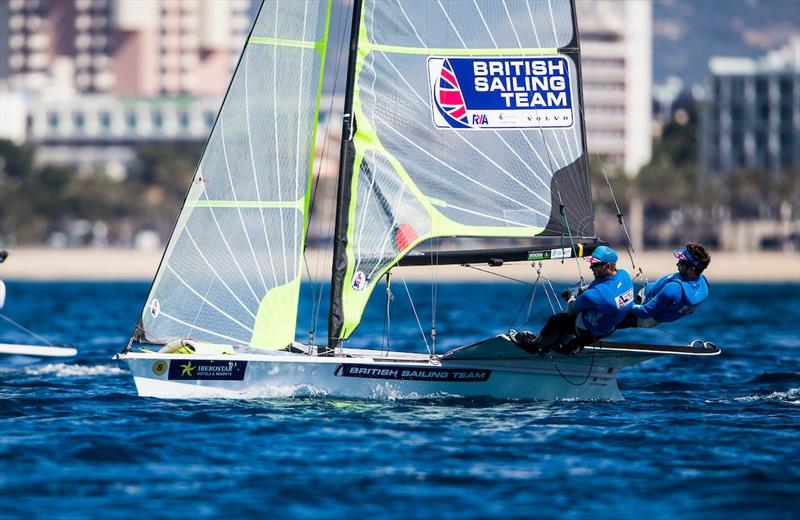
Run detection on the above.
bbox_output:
[363,0,574,50]
[252,0,329,43]
[351,152,431,283]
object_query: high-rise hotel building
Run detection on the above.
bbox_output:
[576,0,652,176]
[0,0,251,95]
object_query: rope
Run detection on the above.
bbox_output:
[382,271,392,355]
[649,325,693,346]
[508,266,541,332]
[430,235,440,355]
[303,254,318,344]
[558,204,585,283]
[543,277,564,312]
[0,313,56,346]
[461,264,537,286]
[574,103,647,283]
[547,346,597,387]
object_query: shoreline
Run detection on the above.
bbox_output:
[1,247,798,283]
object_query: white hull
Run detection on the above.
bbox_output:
[115,336,719,401]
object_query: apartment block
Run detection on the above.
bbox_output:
[577,0,653,176]
[699,39,800,176]
[0,0,251,96]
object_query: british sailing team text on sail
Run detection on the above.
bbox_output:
[473,58,570,108]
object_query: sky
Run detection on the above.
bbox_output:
[653,0,800,84]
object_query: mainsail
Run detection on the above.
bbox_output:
[330,0,593,342]
[138,1,331,350]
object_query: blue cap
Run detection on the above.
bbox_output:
[673,248,702,269]
[585,245,618,265]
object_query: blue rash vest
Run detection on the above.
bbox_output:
[573,269,634,337]
[632,273,710,323]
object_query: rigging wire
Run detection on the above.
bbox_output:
[382,271,393,355]
[0,313,56,347]
[460,264,538,286]
[547,348,597,386]
[508,266,542,332]
[574,102,647,283]
[430,235,440,356]
[530,98,585,284]
[398,271,431,356]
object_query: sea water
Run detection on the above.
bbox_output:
[1,281,798,518]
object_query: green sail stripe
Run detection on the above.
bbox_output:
[249,36,327,57]
[185,199,304,210]
[361,42,557,56]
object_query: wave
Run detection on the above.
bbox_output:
[747,372,800,385]
[728,387,800,403]
[23,363,127,378]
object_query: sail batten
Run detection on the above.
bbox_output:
[329,0,593,341]
[138,0,332,351]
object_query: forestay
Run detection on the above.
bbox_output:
[139,1,331,350]
[331,0,593,340]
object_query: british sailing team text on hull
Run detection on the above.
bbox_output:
[115,0,719,400]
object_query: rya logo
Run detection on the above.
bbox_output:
[472,114,488,125]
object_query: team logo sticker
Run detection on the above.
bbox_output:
[150,298,160,318]
[428,56,573,130]
[167,360,247,381]
[351,271,367,291]
[152,360,168,376]
[616,288,634,308]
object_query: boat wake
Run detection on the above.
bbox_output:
[712,387,800,404]
[21,363,127,378]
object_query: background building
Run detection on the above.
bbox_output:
[577,0,652,176]
[0,0,251,95]
[699,38,800,176]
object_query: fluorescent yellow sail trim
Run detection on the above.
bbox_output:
[249,36,327,56]
[185,199,305,210]
[361,42,557,56]
[250,278,301,350]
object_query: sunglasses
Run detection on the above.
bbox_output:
[590,262,607,268]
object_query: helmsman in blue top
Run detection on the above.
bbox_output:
[514,246,634,355]
[617,244,711,329]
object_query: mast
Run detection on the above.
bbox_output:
[328,0,364,351]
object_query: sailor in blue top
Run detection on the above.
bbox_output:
[514,246,634,355]
[617,243,711,329]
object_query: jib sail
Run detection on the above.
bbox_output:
[139,0,331,350]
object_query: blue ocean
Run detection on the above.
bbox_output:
[1,281,798,518]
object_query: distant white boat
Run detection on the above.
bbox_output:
[116,0,720,400]
[0,343,78,358]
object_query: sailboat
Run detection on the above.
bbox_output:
[0,251,77,358]
[115,0,719,400]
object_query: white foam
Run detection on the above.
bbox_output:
[24,363,127,378]
[727,388,800,403]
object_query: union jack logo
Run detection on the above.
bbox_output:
[436,59,469,127]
